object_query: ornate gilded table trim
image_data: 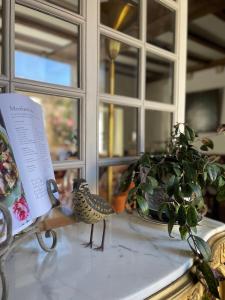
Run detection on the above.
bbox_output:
[148,231,225,300]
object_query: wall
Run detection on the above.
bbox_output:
[144,66,225,154]
[186,67,225,154]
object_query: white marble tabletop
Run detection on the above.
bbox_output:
[4,213,225,300]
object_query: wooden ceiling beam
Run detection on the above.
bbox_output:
[187,56,225,73]
[15,45,44,56]
[15,32,60,51]
[45,0,78,12]
[15,14,77,40]
[188,32,225,54]
[187,51,211,64]
[147,0,225,39]
[214,11,225,22]
[188,0,225,21]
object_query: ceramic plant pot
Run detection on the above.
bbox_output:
[112,182,135,213]
[112,192,127,213]
[144,186,206,223]
[145,187,171,222]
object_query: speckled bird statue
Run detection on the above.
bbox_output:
[72,179,115,251]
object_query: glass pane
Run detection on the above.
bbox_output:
[99,103,138,158]
[17,91,80,162]
[146,52,174,103]
[55,169,80,205]
[0,0,2,74]
[15,5,80,88]
[100,0,140,39]
[43,0,80,14]
[147,0,175,52]
[99,165,129,202]
[145,110,172,154]
[100,35,139,98]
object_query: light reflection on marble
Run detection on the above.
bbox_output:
[3,213,225,300]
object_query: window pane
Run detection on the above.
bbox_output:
[15,5,80,88]
[146,52,174,104]
[17,91,80,162]
[100,35,139,98]
[55,169,80,205]
[99,103,138,158]
[147,0,175,52]
[43,0,80,14]
[100,0,140,39]
[99,165,129,202]
[145,110,172,154]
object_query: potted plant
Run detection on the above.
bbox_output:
[120,123,225,299]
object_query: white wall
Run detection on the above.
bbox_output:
[144,66,225,154]
[186,67,225,93]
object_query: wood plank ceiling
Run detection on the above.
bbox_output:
[187,0,225,73]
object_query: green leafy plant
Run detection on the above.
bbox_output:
[120,123,225,298]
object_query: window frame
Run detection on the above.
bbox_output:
[97,0,187,195]
[0,0,188,194]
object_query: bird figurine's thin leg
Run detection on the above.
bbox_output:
[94,219,106,252]
[82,224,94,248]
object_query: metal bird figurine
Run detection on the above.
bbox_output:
[72,179,114,251]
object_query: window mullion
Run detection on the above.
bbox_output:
[86,0,98,192]
[176,0,188,123]
[2,0,10,79]
[139,0,147,153]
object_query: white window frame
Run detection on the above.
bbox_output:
[0,0,188,194]
[93,0,187,193]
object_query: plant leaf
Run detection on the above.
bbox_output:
[207,164,220,182]
[191,226,197,234]
[181,184,193,197]
[198,261,220,299]
[136,195,149,215]
[216,187,225,202]
[203,171,208,182]
[173,166,181,177]
[148,176,158,188]
[179,225,188,240]
[177,205,187,226]
[201,137,214,150]
[119,164,134,192]
[218,176,225,187]
[187,205,198,227]
[200,145,209,151]
[158,202,169,221]
[185,126,196,142]
[140,183,153,194]
[168,175,176,187]
[128,187,137,202]
[168,205,176,238]
[179,133,189,145]
[193,236,212,262]
[183,162,197,182]
[189,183,202,198]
